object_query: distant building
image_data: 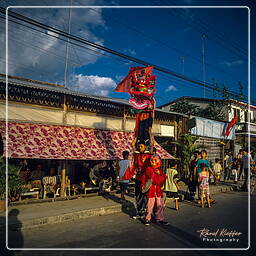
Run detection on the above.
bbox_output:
[160,96,256,123]
[160,96,256,151]
[159,96,256,158]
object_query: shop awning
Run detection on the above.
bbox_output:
[0,122,174,160]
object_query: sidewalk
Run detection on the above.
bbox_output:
[0,180,239,230]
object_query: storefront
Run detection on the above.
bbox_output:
[0,74,183,199]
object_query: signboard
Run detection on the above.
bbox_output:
[160,125,175,137]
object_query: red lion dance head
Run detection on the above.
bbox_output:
[115,66,156,110]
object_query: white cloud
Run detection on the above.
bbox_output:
[123,49,136,56]
[70,74,116,96]
[0,3,106,83]
[165,85,177,92]
[220,60,244,67]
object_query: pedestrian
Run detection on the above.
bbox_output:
[198,164,211,208]
[224,152,233,181]
[195,150,216,204]
[132,142,151,219]
[237,149,244,181]
[241,149,252,191]
[213,158,222,185]
[164,161,180,210]
[231,158,240,184]
[118,151,131,201]
[188,151,200,201]
[142,154,168,226]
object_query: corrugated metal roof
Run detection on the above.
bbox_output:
[0,74,188,117]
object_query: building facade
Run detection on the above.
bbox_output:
[160,96,256,152]
[0,74,188,161]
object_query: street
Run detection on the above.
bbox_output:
[4,191,254,255]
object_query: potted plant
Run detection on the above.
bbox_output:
[0,157,24,211]
[0,157,6,212]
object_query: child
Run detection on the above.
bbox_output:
[118,151,131,201]
[164,161,180,210]
[195,150,216,203]
[213,158,222,185]
[231,158,239,184]
[198,164,211,208]
[142,154,168,226]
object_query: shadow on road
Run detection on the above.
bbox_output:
[1,208,23,255]
[100,193,136,217]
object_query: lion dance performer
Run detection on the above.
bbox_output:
[115,66,157,219]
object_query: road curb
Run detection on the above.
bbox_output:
[3,185,235,230]
[6,204,122,230]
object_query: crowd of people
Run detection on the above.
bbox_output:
[117,145,256,226]
[15,145,255,223]
[188,148,256,202]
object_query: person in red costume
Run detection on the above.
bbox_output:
[131,143,151,219]
[142,154,169,226]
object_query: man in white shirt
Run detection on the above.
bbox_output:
[118,151,131,201]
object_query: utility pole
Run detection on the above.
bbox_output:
[180,56,185,75]
[62,1,72,198]
[201,34,206,98]
[64,0,72,88]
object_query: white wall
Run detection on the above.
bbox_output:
[0,102,175,136]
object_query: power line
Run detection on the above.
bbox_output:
[88,7,247,83]
[1,8,247,101]
[201,34,206,98]
[16,6,247,83]
[173,7,248,57]
[0,12,223,98]
[150,0,251,61]
[0,16,129,66]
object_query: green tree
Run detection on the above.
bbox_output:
[170,98,200,116]
[174,134,201,179]
[222,83,230,101]
[212,80,219,98]
[239,81,243,102]
[221,83,232,114]
[198,101,226,121]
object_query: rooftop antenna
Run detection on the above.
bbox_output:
[180,56,185,75]
[201,34,206,98]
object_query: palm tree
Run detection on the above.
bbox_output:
[174,134,201,179]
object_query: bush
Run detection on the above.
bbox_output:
[0,157,24,201]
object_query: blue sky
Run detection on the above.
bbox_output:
[0,0,255,106]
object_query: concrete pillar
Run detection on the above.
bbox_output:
[60,161,66,197]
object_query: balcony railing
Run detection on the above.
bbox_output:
[235,122,256,133]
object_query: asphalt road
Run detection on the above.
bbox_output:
[1,191,255,256]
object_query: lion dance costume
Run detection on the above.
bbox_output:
[115,66,159,218]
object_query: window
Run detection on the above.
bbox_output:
[232,108,241,122]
